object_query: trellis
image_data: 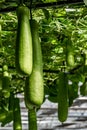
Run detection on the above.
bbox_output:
[0,0,85,13]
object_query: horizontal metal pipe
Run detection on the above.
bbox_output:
[0,0,84,13]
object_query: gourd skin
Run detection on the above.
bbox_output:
[13,98,22,130]
[64,38,75,67]
[2,65,10,98]
[28,109,37,130]
[16,6,33,75]
[57,72,68,122]
[24,20,44,108]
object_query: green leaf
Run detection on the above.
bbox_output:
[48,95,58,103]
[80,81,87,96]
[68,83,79,106]
[1,111,13,127]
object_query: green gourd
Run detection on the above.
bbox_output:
[28,108,37,130]
[57,72,68,122]
[24,20,44,108]
[13,98,22,130]
[2,65,10,98]
[16,5,33,75]
[65,38,75,67]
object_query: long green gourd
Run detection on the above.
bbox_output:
[65,38,75,67]
[24,19,44,109]
[28,108,37,130]
[13,97,22,130]
[2,65,10,98]
[16,5,33,75]
[57,72,68,122]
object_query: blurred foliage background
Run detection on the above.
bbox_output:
[0,0,87,121]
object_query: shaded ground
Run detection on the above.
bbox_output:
[1,96,87,130]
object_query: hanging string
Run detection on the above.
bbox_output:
[30,0,33,20]
[20,0,24,5]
